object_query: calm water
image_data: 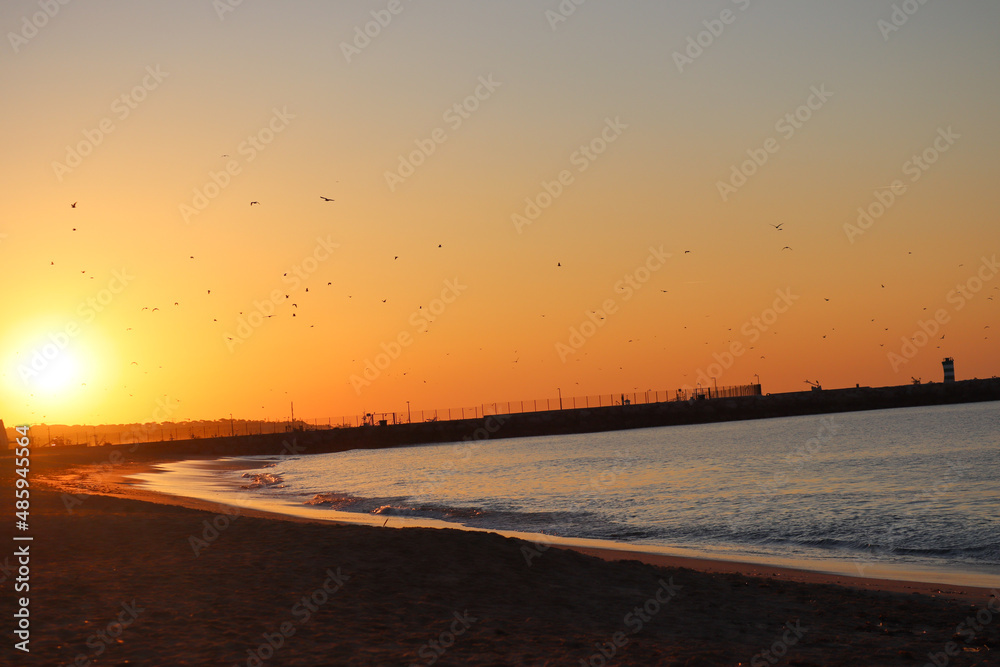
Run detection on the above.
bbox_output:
[134,402,1000,586]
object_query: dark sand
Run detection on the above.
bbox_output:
[1,462,998,666]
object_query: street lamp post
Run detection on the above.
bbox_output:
[406,401,411,424]
[558,388,563,410]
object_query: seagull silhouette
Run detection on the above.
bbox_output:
[71,202,77,208]
[781,246,793,251]
[250,201,260,206]
[320,196,335,202]
[770,224,783,230]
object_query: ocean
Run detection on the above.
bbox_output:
[132,401,1000,587]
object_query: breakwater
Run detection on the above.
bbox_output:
[20,378,1000,468]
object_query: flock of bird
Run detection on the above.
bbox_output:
[52,199,995,403]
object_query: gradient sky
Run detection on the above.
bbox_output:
[2,0,998,426]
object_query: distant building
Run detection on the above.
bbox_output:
[942,357,955,383]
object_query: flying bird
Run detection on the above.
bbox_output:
[770,224,783,230]
[71,202,77,208]
[250,201,260,206]
[320,196,335,202]
[781,246,793,251]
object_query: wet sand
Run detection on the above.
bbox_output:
[2,463,998,665]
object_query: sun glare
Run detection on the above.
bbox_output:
[32,352,79,394]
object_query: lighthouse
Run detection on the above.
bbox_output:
[942,357,955,383]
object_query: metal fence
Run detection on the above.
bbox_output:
[13,384,762,446]
[307,383,762,427]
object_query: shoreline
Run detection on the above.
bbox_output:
[14,462,1000,664]
[40,458,1000,602]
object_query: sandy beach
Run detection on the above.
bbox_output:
[1,459,997,666]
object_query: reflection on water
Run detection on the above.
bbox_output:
[134,401,1000,586]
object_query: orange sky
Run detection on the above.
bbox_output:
[2,1,998,426]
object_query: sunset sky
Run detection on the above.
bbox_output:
[2,0,998,426]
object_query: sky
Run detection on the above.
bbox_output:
[1,0,998,427]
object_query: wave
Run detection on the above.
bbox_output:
[301,490,666,540]
[240,471,285,489]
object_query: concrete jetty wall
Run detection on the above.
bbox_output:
[20,378,1000,468]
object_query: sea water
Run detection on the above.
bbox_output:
[132,401,1000,586]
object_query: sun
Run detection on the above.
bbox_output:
[31,351,81,395]
[3,322,106,408]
